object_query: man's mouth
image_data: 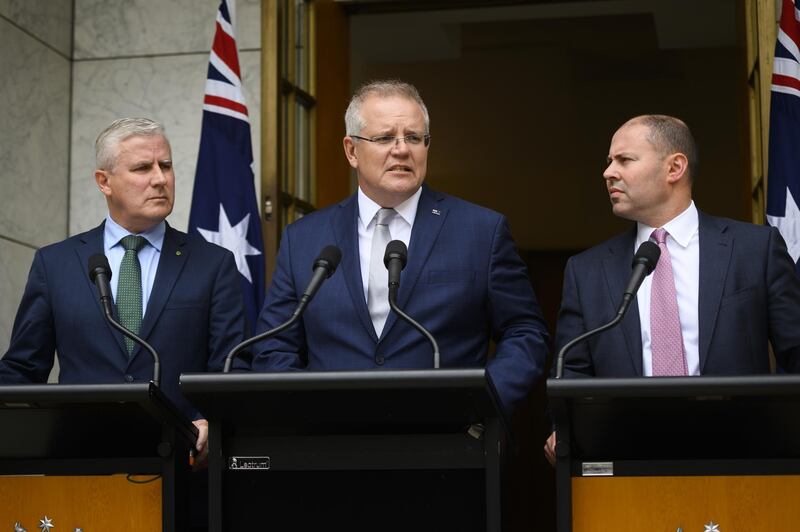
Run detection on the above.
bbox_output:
[387,165,412,173]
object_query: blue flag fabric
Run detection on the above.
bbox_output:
[767,0,800,276]
[188,0,265,332]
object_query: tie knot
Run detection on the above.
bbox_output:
[375,208,395,226]
[121,235,147,253]
[651,228,668,245]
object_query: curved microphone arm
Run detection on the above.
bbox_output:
[389,286,441,369]
[223,311,303,373]
[223,244,341,373]
[555,294,632,379]
[101,306,161,387]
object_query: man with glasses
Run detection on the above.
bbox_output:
[251,79,549,418]
[249,78,548,527]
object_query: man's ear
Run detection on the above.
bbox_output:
[665,153,689,184]
[343,137,359,169]
[95,169,112,197]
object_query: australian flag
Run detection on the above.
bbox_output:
[767,0,800,276]
[189,0,265,332]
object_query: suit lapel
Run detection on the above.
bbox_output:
[134,225,189,359]
[75,222,129,359]
[332,195,379,342]
[381,187,447,340]
[601,227,644,376]
[697,212,732,373]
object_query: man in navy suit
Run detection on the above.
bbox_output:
[251,80,549,417]
[544,114,800,463]
[0,118,246,459]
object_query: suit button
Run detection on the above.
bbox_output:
[124,374,134,382]
[375,355,385,365]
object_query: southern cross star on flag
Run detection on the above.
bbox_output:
[189,0,265,332]
[767,0,800,276]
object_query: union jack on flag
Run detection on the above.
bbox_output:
[767,0,800,275]
[189,0,265,332]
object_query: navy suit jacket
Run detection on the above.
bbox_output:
[250,186,550,414]
[556,212,800,377]
[0,222,247,418]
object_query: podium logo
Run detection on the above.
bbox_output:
[704,523,720,532]
[229,456,271,470]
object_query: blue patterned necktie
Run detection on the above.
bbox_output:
[117,235,147,357]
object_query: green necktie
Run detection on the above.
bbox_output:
[117,235,147,357]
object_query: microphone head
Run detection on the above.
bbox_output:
[313,245,342,278]
[632,241,661,275]
[383,240,408,269]
[88,253,112,282]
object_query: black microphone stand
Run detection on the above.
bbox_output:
[388,284,441,369]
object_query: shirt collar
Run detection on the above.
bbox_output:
[357,186,422,228]
[636,201,698,249]
[104,214,166,253]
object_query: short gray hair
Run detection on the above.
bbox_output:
[95,117,168,171]
[344,79,430,136]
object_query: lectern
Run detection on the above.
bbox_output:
[181,368,507,531]
[0,383,198,531]
[548,375,800,531]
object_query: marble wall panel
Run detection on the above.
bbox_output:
[0,0,73,57]
[0,238,35,355]
[0,238,61,383]
[74,0,261,59]
[71,50,261,235]
[0,18,70,248]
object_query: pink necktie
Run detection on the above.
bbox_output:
[650,228,688,376]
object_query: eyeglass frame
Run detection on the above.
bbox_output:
[349,133,431,148]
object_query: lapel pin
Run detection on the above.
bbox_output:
[175,250,182,256]
[431,209,441,216]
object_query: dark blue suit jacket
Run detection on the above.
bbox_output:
[250,186,550,414]
[556,212,800,377]
[0,222,247,418]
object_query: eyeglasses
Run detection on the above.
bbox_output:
[350,133,431,148]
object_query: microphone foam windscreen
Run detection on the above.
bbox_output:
[316,245,342,272]
[632,241,661,274]
[383,240,408,268]
[88,253,112,282]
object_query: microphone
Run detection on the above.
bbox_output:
[88,254,161,387]
[554,241,661,379]
[383,240,441,369]
[223,245,342,372]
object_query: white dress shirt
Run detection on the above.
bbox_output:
[635,201,700,376]
[357,187,421,301]
[103,214,165,317]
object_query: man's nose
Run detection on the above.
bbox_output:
[151,165,168,185]
[391,137,411,154]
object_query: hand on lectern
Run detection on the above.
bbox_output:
[544,431,556,467]
[191,418,209,470]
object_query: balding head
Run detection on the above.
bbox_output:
[623,115,699,183]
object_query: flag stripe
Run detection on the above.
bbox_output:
[189,0,265,334]
[204,94,249,116]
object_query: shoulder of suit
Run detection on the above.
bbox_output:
[424,187,504,223]
[698,211,772,238]
[568,227,635,266]
[35,224,102,257]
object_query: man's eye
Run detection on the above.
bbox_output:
[374,136,395,144]
[405,134,422,144]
